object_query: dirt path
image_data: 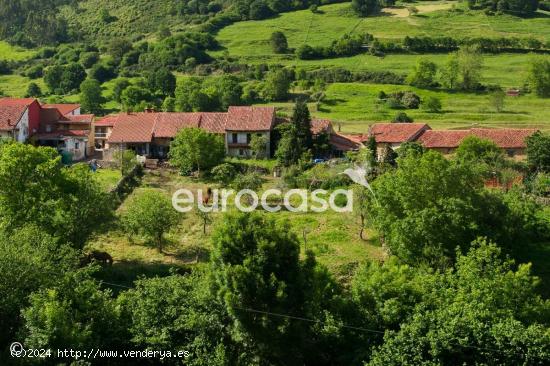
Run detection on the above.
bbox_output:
[383,2,455,18]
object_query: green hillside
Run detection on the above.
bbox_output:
[60,0,198,40]
[215,2,550,59]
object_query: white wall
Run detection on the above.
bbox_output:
[15,109,29,142]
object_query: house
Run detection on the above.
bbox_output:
[0,98,41,142]
[0,98,94,161]
[224,106,275,158]
[42,103,81,116]
[94,114,119,151]
[353,123,431,159]
[34,106,94,161]
[105,107,276,159]
[417,128,538,158]
[310,119,362,156]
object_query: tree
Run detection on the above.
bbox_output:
[249,0,273,19]
[146,68,176,97]
[121,86,152,112]
[212,163,237,186]
[118,272,235,364]
[123,190,179,252]
[352,0,381,16]
[456,45,483,91]
[392,112,413,123]
[80,79,104,114]
[407,58,437,88]
[274,123,302,167]
[367,151,536,266]
[89,63,116,83]
[291,100,313,149]
[169,128,225,174]
[526,131,550,172]
[422,96,442,113]
[217,75,243,110]
[368,241,550,365]
[440,55,459,89]
[262,69,291,101]
[175,78,214,112]
[44,65,64,93]
[0,145,111,248]
[25,82,42,98]
[210,212,338,363]
[107,38,133,63]
[270,31,288,54]
[60,63,87,93]
[455,135,505,173]
[527,57,550,98]
[0,226,76,349]
[112,78,131,103]
[22,270,125,351]
[490,88,505,112]
[250,134,268,159]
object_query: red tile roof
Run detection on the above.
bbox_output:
[60,114,94,123]
[200,113,227,134]
[108,113,157,143]
[154,113,202,138]
[311,119,333,135]
[418,128,538,149]
[225,106,275,131]
[417,130,471,148]
[330,133,362,151]
[369,123,430,143]
[42,104,80,116]
[470,128,538,149]
[95,115,119,127]
[35,130,90,139]
[0,98,36,131]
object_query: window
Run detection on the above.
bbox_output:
[246,133,251,144]
[46,125,52,132]
[232,133,238,143]
[507,149,515,157]
[75,142,80,150]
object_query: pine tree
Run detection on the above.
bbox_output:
[291,100,313,150]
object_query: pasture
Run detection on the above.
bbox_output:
[215,2,550,59]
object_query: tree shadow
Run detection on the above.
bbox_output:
[93,260,191,293]
[513,241,550,298]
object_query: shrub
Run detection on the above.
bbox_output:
[423,96,442,113]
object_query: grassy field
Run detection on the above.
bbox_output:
[88,169,385,283]
[259,82,550,132]
[94,168,122,191]
[215,2,550,59]
[0,41,36,61]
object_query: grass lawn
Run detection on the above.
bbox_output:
[0,41,36,61]
[94,168,122,191]
[0,75,47,98]
[215,2,550,59]
[88,169,385,284]
[257,82,550,132]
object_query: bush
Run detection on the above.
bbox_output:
[392,112,413,123]
[79,52,100,68]
[270,31,288,54]
[423,96,442,113]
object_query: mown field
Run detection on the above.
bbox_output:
[215,2,550,59]
[88,169,384,284]
[261,82,550,132]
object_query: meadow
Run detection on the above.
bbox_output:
[88,169,384,283]
[258,82,550,132]
[215,2,550,59]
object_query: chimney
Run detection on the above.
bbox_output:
[7,118,11,126]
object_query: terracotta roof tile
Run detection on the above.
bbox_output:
[108,113,157,143]
[42,104,80,116]
[35,130,89,139]
[418,128,538,149]
[0,98,36,131]
[225,106,275,131]
[369,123,431,143]
[154,113,202,138]
[60,114,94,123]
[95,115,119,127]
[330,133,362,151]
[311,119,333,135]
[200,113,227,134]
[417,130,471,148]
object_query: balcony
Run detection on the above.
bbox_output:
[95,132,108,139]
